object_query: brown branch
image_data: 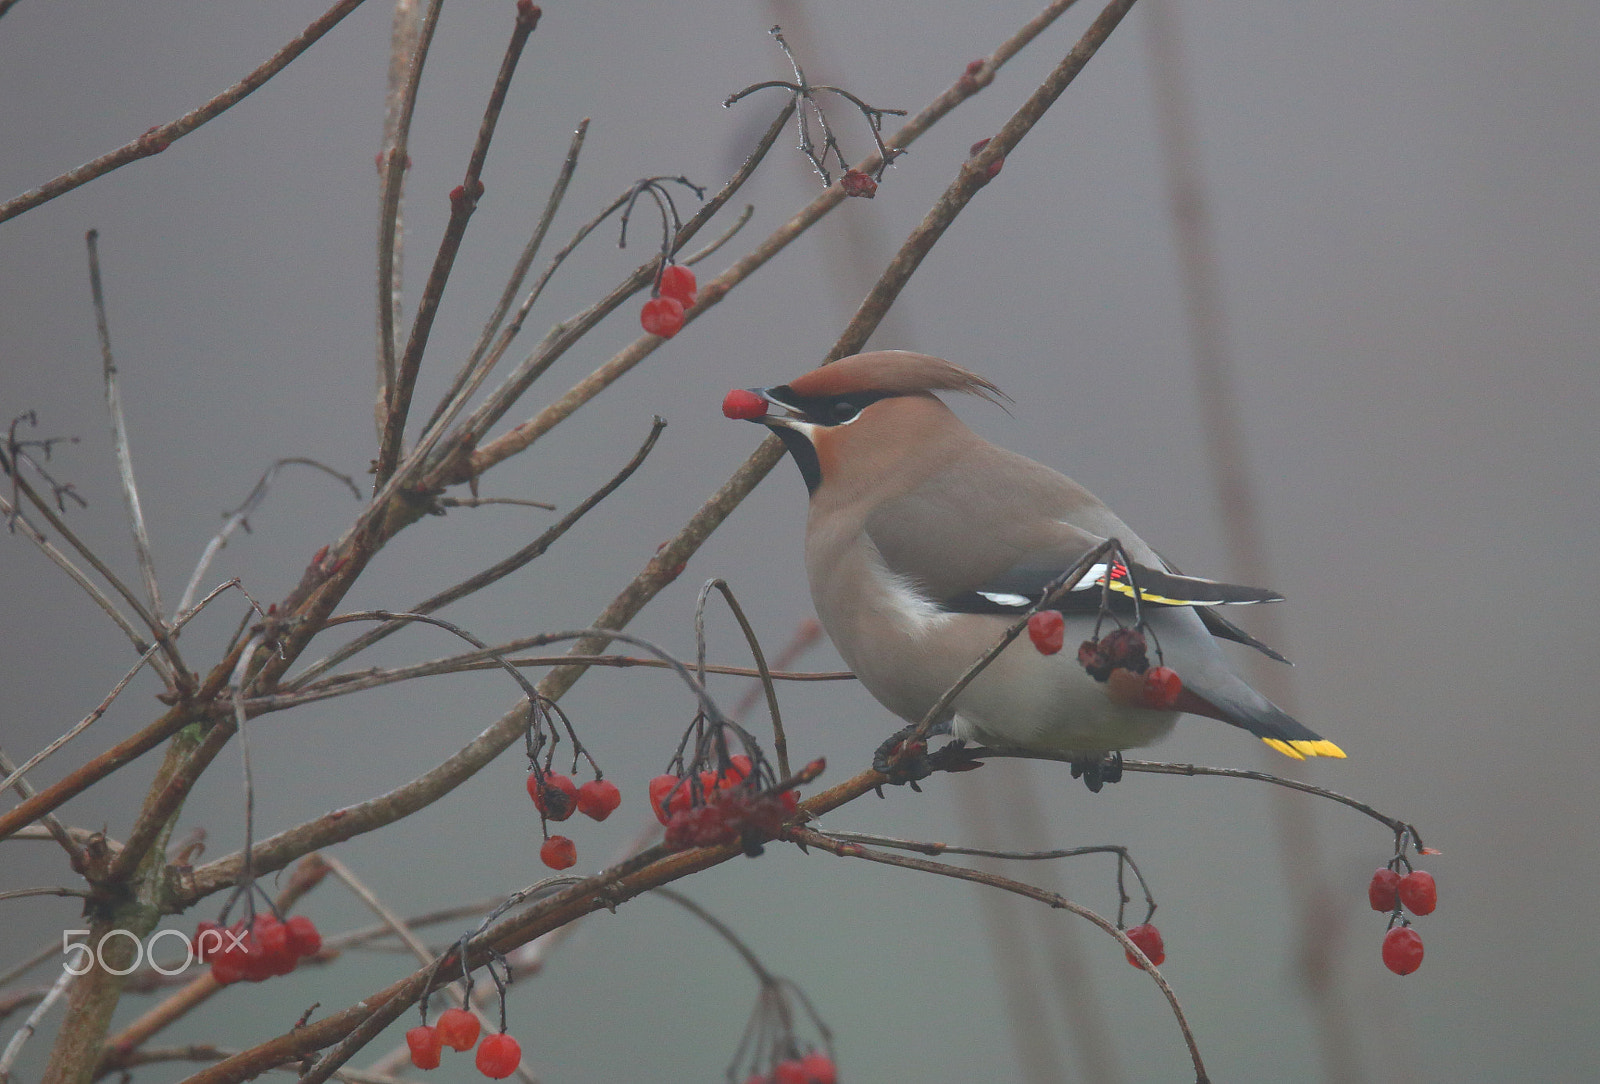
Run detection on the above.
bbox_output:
[87,231,165,626]
[288,415,664,689]
[0,0,371,224]
[373,0,541,489]
[374,0,440,424]
[417,118,588,446]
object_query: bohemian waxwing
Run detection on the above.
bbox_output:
[728,350,1344,765]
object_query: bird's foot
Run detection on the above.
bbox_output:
[1069,751,1124,793]
[873,726,934,791]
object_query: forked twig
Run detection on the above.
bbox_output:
[793,826,1208,1082]
[374,0,540,490]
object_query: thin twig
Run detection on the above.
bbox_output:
[253,652,848,714]
[288,417,664,688]
[451,103,794,478]
[373,0,541,490]
[0,0,371,224]
[0,886,91,902]
[178,458,361,615]
[417,118,589,446]
[374,0,441,430]
[320,856,536,1084]
[0,747,85,867]
[375,0,421,438]
[0,644,154,799]
[793,826,1208,1082]
[1,471,180,676]
[0,969,74,1081]
[86,230,164,622]
[696,580,790,779]
[0,490,158,663]
[436,496,556,511]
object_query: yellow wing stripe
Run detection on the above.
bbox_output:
[1261,737,1347,760]
[1106,581,1229,607]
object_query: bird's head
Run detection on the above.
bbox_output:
[723,350,1008,496]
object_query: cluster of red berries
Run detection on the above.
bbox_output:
[1026,618,1183,710]
[650,757,799,854]
[1368,866,1438,975]
[527,771,622,871]
[406,1008,521,1078]
[193,913,322,985]
[1121,922,1166,968]
[746,1050,838,1084]
[639,263,697,339]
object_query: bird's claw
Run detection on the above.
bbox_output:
[1069,751,1124,793]
[873,726,934,787]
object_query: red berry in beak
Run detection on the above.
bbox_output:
[722,388,768,420]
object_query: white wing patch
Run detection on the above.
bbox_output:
[975,591,1031,609]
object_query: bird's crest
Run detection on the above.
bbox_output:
[788,351,1011,409]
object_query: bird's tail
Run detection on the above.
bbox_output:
[1174,680,1345,760]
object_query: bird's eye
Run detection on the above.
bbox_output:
[829,398,861,424]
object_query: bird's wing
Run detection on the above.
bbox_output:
[939,554,1284,615]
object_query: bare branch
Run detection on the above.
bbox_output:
[0,970,74,1081]
[373,0,542,489]
[288,416,664,688]
[695,580,791,780]
[0,0,372,224]
[374,0,441,429]
[178,458,361,616]
[0,644,160,800]
[86,230,164,621]
[417,119,590,447]
[0,747,85,867]
[793,826,1208,1082]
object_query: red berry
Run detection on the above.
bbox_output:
[434,1007,480,1051]
[527,772,578,821]
[1381,926,1424,975]
[799,1050,838,1084]
[576,778,621,821]
[773,1060,809,1084]
[210,958,243,985]
[1027,610,1065,654]
[1367,868,1401,912]
[253,916,297,976]
[839,168,878,198]
[285,914,322,957]
[540,834,577,870]
[1123,923,1166,967]
[407,1025,443,1070]
[640,296,685,338]
[1142,665,1182,709]
[648,774,691,825]
[475,1033,522,1079]
[658,263,697,306]
[722,388,768,420]
[1398,870,1437,915]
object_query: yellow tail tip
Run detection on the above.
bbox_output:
[1262,737,1347,760]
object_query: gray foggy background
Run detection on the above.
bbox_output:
[3,0,1597,1081]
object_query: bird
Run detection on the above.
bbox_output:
[722,350,1344,780]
